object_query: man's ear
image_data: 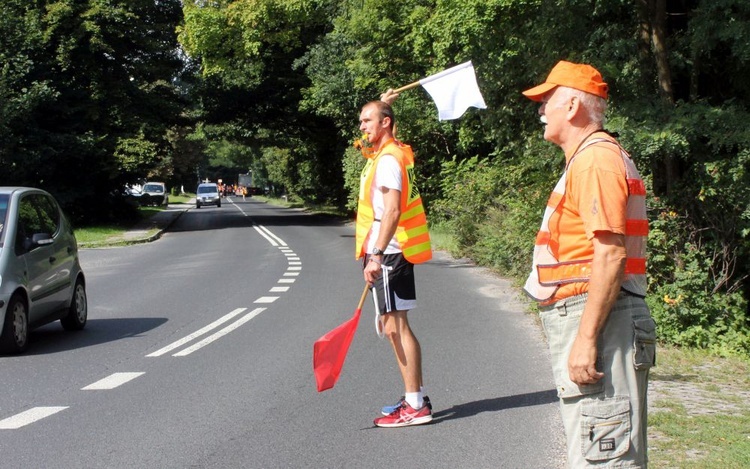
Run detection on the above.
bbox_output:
[566,96,581,120]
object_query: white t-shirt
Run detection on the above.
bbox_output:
[367,154,402,254]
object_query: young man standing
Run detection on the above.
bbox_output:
[356,99,433,428]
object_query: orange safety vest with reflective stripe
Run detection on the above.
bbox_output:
[523,138,648,302]
[355,139,432,264]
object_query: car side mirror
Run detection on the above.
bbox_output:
[25,232,53,251]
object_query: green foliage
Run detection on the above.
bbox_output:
[646,196,750,357]
[341,145,366,212]
[1,0,187,222]
[430,156,500,248]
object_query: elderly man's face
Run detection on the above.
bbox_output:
[538,87,571,146]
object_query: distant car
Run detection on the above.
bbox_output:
[140,182,169,206]
[196,183,221,208]
[0,187,87,354]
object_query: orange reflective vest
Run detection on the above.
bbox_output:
[355,139,432,264]
[524,138,648,302]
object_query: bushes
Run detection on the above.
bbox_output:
[646,197,750,357]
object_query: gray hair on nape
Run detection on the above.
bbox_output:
[556,86,608,127]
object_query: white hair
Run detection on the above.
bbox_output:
[554,86,607,127]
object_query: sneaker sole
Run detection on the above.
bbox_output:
[374,414,433,428]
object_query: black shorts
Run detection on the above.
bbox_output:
[364,252,417,314]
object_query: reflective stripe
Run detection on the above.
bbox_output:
[626,219,649,237]
[628,178,646,196]
[538,257,647,285]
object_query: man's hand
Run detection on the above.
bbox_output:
[363,257,381,285]
[380,88,400,105]
[568,335,604,385]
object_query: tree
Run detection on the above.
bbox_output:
[0,0,187,221]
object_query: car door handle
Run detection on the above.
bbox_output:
[49,256,56,264]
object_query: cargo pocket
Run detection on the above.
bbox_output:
[633,317,656,370]
[580,396,631,462]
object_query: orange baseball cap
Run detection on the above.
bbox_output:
[522,61,608,101]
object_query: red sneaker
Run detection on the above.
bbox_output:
[373,401,433,428]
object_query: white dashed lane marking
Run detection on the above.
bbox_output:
[0,407,68,430]
[81,372,145,390]
[254,296,279,304]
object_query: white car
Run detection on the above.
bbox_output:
[196,183,221,208]
[140,182,169,206]
[0,187,87,354]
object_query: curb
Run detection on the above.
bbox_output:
[78,208,187,249]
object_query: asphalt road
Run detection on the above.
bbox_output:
[0,198,566,468]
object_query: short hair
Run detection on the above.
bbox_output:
[364,100,395,131]
[555,86,607,127]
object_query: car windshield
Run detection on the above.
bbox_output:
[143,184,164,193]
[197,186,217,194]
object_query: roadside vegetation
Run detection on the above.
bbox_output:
[648,348,750,468]
[75,194,194,246]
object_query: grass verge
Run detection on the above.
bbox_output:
[648,347,750,468]
[75,198,191,247]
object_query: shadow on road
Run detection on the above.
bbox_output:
[22,317,168,355]
[433,389,559,423]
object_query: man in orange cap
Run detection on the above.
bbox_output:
[522,61,655,468]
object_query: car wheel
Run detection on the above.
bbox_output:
[61,277,87,331]
[217,201,221,208]
[196,203,201,209]
[0,294,29,354]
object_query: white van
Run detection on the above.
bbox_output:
[196,183,221,208]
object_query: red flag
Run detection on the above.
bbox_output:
[313,285,369,392]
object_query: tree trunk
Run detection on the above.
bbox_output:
[636,0,678,195]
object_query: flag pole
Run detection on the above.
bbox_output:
[393,80,421,93]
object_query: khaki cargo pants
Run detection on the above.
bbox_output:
[540,293,656,468]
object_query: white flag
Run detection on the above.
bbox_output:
[419,61,487,121]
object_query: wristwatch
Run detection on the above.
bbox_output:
[372,247,384,256]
